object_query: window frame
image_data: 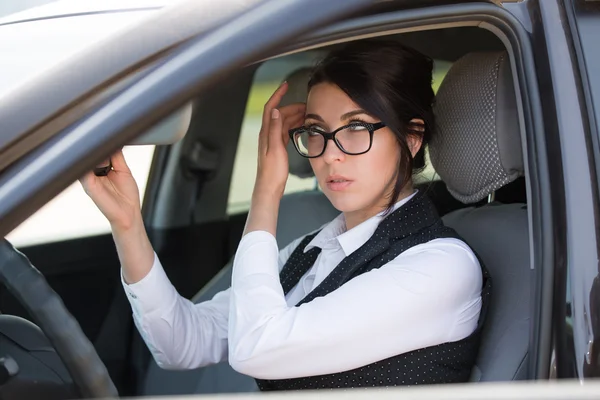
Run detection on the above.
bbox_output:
[557,0,600,379]
[0,0,557,381]
[5,144,157,248]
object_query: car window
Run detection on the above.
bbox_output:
[226,55,451,214]
[6,145,155,247]
[227,52,324,214]
[413,59,452,184]
[1,6,164,248]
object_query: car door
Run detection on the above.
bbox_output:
[0,5,166,394]
[0,0,380,396]
[2,145,156,394]
[0,0,569,396]
[553,0,600,379]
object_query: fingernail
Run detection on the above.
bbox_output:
[96,159,110,168]
[271,109,280,119]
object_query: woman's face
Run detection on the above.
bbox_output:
[305,82,404,219]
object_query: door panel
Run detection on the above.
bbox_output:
[2,234,122,340]
[1,218,233,396]
[1,233,131,392]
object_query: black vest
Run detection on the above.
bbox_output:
[255,190,491,391]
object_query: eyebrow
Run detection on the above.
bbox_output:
[341,109,370,120]
[305,109,370,123]
[305,113,324,122]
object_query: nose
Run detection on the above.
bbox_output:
[322,138,345,164]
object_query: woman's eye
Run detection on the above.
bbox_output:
[348,123,368,131]
[305,125,326,134]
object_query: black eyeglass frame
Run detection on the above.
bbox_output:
[288,121,386,158]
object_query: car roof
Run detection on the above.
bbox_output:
[0,0,169,25]
[0,0,248,171]
[0,0,509,174]
[0,6,161,101]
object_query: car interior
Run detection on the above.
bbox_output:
[0,23,534,398]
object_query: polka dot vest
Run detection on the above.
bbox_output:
[255,190,492,391]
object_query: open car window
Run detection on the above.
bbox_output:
[6,145,155,247]
[1,7,163,247]
[227,52,323,214]
[227,55,452,214]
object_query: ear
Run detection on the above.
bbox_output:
[407,118,425,157]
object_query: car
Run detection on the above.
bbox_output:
[0,0,599,399]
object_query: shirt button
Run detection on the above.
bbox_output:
[128,291,138,299]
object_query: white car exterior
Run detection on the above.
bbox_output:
[1,1,166,246]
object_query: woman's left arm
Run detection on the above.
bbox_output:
[243,81,305,238]
[228,235,483,379]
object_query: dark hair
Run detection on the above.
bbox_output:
[308,38,435,214]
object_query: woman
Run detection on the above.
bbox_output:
[81,39,487,390]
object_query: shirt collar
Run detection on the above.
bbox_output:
[304,190,418,256]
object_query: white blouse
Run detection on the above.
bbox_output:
[122,193,482,380]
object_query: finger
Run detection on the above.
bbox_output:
[79,171,96,189]
[258,117,270,155]
[280,102,306,119]
[282,125,292,147]
[266,81,289,108]
[282,114,304,146]
[280,103,305,131]
[267,108,283,152]
[281,112,305,131]
[110,149,132,173]
[283,113,304,134]
[95,159,111,169]
[93,161,112,177]
[262,82,289,127]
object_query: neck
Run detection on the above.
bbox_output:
[343,184,415,230]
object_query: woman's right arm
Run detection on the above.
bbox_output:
[79,150,229,369]
[123,252,230,369]
[79,149,154,284]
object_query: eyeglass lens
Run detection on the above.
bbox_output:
[293,125,371,157]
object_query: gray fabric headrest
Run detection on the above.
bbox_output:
[279,67,314,179]
[429,52,523,204]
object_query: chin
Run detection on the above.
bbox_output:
[324,191,365,213]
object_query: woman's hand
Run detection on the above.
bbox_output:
[244,82,306,237]
[254,81,306,199]
[80,150,155,283]
[79,149,142,233]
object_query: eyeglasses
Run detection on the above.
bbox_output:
[289,122,386,158]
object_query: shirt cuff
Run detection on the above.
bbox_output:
[121,252,179,316]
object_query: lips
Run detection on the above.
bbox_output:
[326,175,353,191]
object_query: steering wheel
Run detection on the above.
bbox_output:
[0,239,118,399]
